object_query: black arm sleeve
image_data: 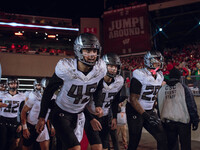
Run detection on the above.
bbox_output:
[84,108,95,122]
[18,100,25,125]
[130,77,142,95]
[119,96,128,103]
[93,78,104,107]
[112,90,121,119]
[39,73,63,118]
[183,84,199,124]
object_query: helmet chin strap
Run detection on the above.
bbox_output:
[9,87,17,92]
[150,67,160,75]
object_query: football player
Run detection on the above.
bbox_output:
[126,51,168,150]
[21,78,54,150]
[85,53,124,150]
[36,33,107,150]
[0,77,26,150]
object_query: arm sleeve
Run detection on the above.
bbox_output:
[84,107,95,121]
[119,96,128,104]
[18,100,25,125]
[39,73,63,118]
[112,90,121,119]
[25,93,35,108]
[93,78,104,107]
[130,77,142,95]
[183,84,199,124]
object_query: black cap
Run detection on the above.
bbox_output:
[169,68,181,79]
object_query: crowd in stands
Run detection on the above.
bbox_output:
[121,42,200,73]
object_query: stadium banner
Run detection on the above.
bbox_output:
[103,4,151,55]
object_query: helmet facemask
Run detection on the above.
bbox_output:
[81,48,100,66]
[106,65,121,78]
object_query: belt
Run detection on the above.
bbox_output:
[163,119,175,123]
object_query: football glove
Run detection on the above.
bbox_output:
[192,122,199,131]
[142,111,160,126]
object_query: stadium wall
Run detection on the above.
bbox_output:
[0,53,72,77]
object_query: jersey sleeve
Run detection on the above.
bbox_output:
[25,92,35,108]
[100,59,107,76]
[55,58,69,81]
[0,92,5,100]
[118,75,124,89]
[24,91,31,99]
[130,70,143,95]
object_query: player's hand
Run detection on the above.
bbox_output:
[90,118,102,131]
[192,122,199,131]
[111,118,117,130]
[36,118,45,133]
[16,125,22,133]
[142,112,160,126]
[0,102,8,108]
[50,126,56,137]
[23,129,30,139]
[95,107,103,118]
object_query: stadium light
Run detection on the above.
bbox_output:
[0,21,79,31]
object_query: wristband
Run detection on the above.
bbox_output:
[22,124,28,130]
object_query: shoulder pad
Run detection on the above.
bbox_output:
[55,58,75,80]
[94,59,107,76]
[157,70,164,78]
[115,75,124,85]
[115,75,124,88]
[132,69,144,82]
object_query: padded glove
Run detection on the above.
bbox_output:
[192,122,199,131]
[142,112,160,126]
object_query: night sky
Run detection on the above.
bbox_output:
[0,0,104,23]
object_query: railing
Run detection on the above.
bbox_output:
[181,75,200,96]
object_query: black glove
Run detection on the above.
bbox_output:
[142,112,160,126]
[192,122,199,131]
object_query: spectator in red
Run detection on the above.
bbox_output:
[162,65,170,80]
[125,77,130,96]
[178,62,189,77]
[166,60,173,71]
